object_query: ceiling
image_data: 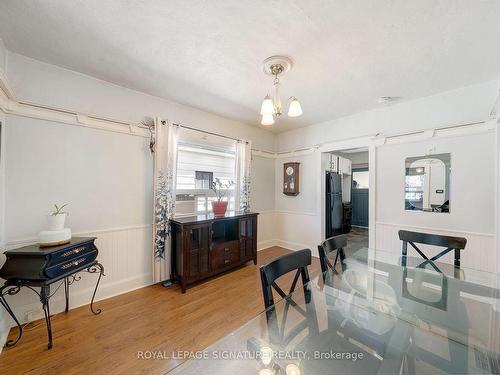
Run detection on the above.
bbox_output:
[1,1,500,133]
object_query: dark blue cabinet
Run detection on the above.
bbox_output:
[352,188,369,227]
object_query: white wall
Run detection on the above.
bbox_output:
[376,131,497,272]
[0,51,277,337]
[0,101,6,352]
[0,38,8,352]
[5,116,153,240]
[274,80,499,270]
[0,38,6,77]
[251,155,276,249]
[274,152,322,253]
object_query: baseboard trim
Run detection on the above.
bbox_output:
[275,240,319,257]
[257,239,278,251]
[274,210,318,217]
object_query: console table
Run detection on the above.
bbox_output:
[0,237,104,349]
[171,211,258,293]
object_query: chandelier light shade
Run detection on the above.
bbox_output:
[288,97,303,117]
[261,113,275,125]
[259,56,302,125]
[260,94,275,115]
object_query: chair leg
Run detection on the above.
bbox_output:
[454,249,461,279]
[339,248,346,263]
[402,241,408,267]
[454,249,460,268]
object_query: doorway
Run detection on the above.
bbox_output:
[352,168,369,228]
[322,148,369,256]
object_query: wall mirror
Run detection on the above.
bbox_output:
[405,153,450,213]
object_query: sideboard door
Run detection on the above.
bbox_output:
[239,216,257,261]
[185,224,211,280]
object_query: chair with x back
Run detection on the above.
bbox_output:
[398,230,467,274]
[259,249,318,347]
[317,234,347,275]
[259,249,312,310]
[399,229,469,372]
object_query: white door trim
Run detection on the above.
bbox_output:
[318,136,377,247]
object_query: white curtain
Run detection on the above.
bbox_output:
[153,118,179,283]
[235,140,252,212]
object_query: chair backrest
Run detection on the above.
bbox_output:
[317,235,347,274]
[398,230,467,268]
[259,249,311,309]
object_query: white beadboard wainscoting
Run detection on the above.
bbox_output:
[1,211,281,331]
[2,225,153,331]
[375,222,497,273]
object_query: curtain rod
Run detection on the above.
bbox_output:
[173,123,249,144]
[138,120,248,144]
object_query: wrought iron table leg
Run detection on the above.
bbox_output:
[64,277,69,313]
[40,285,53,349]
[87,262,105,315]
[0,285,23,348]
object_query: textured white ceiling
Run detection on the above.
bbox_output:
[1,1,500,133]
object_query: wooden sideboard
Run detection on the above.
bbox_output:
[171,211,258,293]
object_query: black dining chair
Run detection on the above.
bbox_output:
[259,249,311,309]
[317,235,347,274]
[398,230,467,273]
[259,249,319,349]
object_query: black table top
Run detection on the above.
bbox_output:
[3,237,96,255]
[171,211,258,225]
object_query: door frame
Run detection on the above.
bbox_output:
[318,136,377,248]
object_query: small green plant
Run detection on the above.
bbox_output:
[51,203,68,216]
[211,178,234,201]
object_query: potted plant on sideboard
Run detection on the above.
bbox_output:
[211,179,234,217]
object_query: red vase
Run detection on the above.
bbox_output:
[211,201,228,217]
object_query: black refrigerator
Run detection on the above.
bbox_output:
[325,171,343,238]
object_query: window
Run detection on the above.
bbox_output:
[352,170,369,189]
[175,143,235,216]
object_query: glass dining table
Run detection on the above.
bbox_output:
[168,248,500,374]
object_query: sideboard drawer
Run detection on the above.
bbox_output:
[48,241,96,267]
[211,240,240,270]
[45,250,98,279]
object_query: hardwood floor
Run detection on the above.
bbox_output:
[0,247,321,375]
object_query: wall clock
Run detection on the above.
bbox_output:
[283,162,300,196]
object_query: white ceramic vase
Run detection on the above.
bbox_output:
[46,214,66,231]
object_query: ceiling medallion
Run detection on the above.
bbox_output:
[260,56,302,126]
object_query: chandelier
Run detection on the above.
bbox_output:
[260,56,303,125]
